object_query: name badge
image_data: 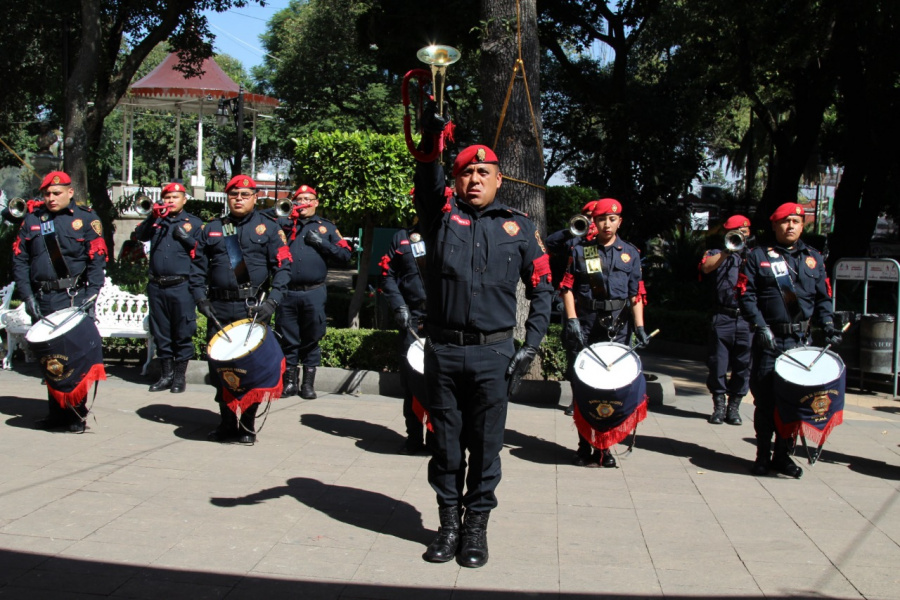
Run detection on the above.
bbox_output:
[770,261,788,277]
[411,240,426,258]
[583,245,602,274]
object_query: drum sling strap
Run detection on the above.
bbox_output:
[40,219,74,283]
[409,231,428,301]
[222,222,253,288]
[582,245,629,339]
[768,249,804,325]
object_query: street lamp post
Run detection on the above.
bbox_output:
[216,86,245,176]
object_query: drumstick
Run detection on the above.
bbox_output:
[407,325,425,347]
[50,294,100,331]
[583,345,611,371]
[807,322,852,369]
[243,292,266,346]
[606,329,660,370]
[208,313,233,343]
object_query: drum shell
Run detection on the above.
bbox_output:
[208,321,285,399]
[26,312,103,396]
[572,343,647,437]
[773,347,846,443]
[773,348,846,409]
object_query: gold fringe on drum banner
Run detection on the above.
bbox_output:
[573,397,648,451]
[775,409,843,447]
[48,364,107,409]
[411,396,433,432]
[224,358,286,416]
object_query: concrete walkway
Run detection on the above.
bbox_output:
[0,352,898,599]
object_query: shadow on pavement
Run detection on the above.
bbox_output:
[211,476,432,545]
[649,403,709,420]
[300,413,406,454]
[637,434,754,475]
[0,394,48,429]
[814,449,900,481]
[135,403,217,441]
[504,428,572,465]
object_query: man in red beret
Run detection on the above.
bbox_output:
[271,184,352,399]
[12,170,108,431]
[738,202,840,478]
[698,214,753,425]
[412,117,553,566]
[132,182,203,393]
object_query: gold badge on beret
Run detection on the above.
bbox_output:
[503,221,520,237]
[71,219,83,231]
[91,220,102,235]
[621,253,631,263]
[52,176,61,184]
[476,148,486,161]
[255,223,266,235]
[805,256,817,269]
[795,207,802,215]
[183,223,192,232]
[612,204,619,213]
[319,225,327,234]
[242,178,250,187]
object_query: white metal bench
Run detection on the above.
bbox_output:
[3,278,155,374]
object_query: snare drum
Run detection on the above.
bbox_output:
[208,319,285,415]
[405,339,431,428]
[571,342,648,450]
[26,307,106,407]
[773,346,845,446]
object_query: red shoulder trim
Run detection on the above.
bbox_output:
[88,238,108,262]
[336,239,352,251]
[825,276,833,298]
[560,272,574,290]
[276,245,293,267]
[12,236,22,256]
[531,254,552,287]
[378,253,391,275]
[736,272,748,296]
[637,280,648,305]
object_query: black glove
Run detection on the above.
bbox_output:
[422,100,450,135]
[506,345,538,397]
[248,298,277,323]
[563,318,585,351]
[305,230,324,249]
[394,305,411,329]
[823,323,842,346]
[635,326,651,347]
[24,296,42,321]
[172,224,193,248]
[197,298,217,320]
[757,326,777,351]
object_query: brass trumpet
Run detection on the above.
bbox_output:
[275,198,294,218]
[568,214,591,237]
[6,197,28,219]
[724,230,746,252]
[134,194,155,217]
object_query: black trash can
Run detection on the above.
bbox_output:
[831,311,859,371]
[859,314,896,375]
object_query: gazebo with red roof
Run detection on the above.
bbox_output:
[117,53,279,195]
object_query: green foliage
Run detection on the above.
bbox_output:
[545,185,600,233]
[184,199,225,222]
[293,131,416,225]
[319,328,399,371]
[540,324,568,381]
[0,223,18,286]
[106,259,150,295]
[643,228,714,311]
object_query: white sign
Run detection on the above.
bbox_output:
[834,260,900,282]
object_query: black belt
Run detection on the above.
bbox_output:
[584,298,628,312]
[771,321,809,335]
[209,287,257,300]
[288,282,324,292]
[36,276,80,292]
[716,307,742,318]
[428,326,513,346]
[150,275,187,288]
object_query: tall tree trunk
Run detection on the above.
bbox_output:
[347,213,375,329]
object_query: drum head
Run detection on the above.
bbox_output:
[574,342,641,390]
[26,307,84,342]
[406,339,425,374]
[775,347,845,387]
[208,319,268,360]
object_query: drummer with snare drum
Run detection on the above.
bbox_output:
[559,198,650,468]
[191,175,292,444]
[738,202,841,479]
[12,171,108,431]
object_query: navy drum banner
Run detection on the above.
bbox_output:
[25,308,106,408]
[773,347,845,446]
[208,320,285,416]
[571,342,648,450]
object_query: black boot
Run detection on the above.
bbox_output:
[66,400,89,433]
[599,448,617,468]
[458,510,490,568]
[299,366,317,399]
[772,438,803,478]
[281,367,299,398]
[709,393,726,424]
[725,395,743,425]
[149,358,174,392]
[35,395,68,430]
[564,402,574,416]
[237,404,258,445]
[751,437,772,476]
[170,361,188,394]
[208,401,237,442]
[423,506,462,563]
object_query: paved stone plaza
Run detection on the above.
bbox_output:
[0,351,898,599]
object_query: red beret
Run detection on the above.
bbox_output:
[769,202,804,222]
[293,185,317,198]
[581,200,598,215]
[40,171,71,190]
[723,214,750,230]
[161,182,186,194]
[590,198,623,217]
[225,175,257,192]
[451,145,499,178]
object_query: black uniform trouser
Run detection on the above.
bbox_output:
[206,300,258,432]
[274,286,327,368]
[576,313,631,455]
[749,333,801,446]
[424,337,515,512]
[706,313,752,396]
[399,313,426,441]
[148,281,197,362]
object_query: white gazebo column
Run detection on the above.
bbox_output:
[191,99,206,200]
[174,107,182,181]
[251,111,258,178]
[120,107,128,182]
[127,107,135,185]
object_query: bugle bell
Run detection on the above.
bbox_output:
[568,214,591,238]
[724,230,746,252]
[134,194,155,217]
[6,197,28,219]
[275,198,294,218]
[402,44,461,162]
[416,44,461,120]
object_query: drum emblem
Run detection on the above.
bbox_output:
[46,358,65,377]
[810,392,831,416]
[222,370,241,391]
[255,224,266,235]
[595,402,615,419]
